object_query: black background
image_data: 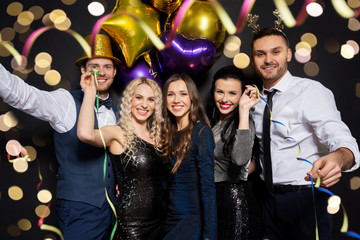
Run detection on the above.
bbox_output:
[0,0,359,239]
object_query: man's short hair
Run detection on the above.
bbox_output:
[251,28,289,52]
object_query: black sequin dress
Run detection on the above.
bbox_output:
[110,137,166,240]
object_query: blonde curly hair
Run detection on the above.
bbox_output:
[118,77,163,164]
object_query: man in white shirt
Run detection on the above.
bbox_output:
[0,34,120,240]
[250,27,359,239]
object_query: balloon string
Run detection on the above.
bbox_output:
[92,70,118,240]
[331,0,359,18]
[273,0,312,27]
[22,27,91,63]
[0,40,23,66]
[38,203,64,240]
[236,0,256,32]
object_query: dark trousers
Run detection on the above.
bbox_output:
[263,188,333,240]
[56,199,113,240]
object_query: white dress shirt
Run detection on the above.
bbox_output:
[251,71,360,185]
[0,63,116,133]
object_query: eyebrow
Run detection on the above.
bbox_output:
[168,89,188,93]
[87,63,114,67]
[255,46,283,52]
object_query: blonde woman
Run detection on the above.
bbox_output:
[77,74,165,240]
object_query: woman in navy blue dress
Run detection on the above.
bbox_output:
[161,73,217,240]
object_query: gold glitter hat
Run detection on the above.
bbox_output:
[75,34,120,66]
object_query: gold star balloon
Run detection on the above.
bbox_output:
[101,0,161,67]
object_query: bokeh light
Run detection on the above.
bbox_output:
[13,69,29,80]
[88,2,105,16]
[62,0,77,5]
[35,204,51,218]
[295,49,311,63]
[29,5,44,20]
[0,114,11,132]
[7,2,23,16]
[324,38,340,53]
[306,2,323,17]
[37,189,53,203]
[301,33,317,48]
[8,185,23,201]
[54,17,72,31]
[6,139,22,156]
[44,233,58,240]
[3,111,18,128]
[35,62,51,75]
[348,0,360,8]
[42,13,53,26]
[304,62,319,77]
[0,41,13,57]
[13,157,29,173]
[35,52,52,64]
[18,219,32,231]
[24,145,37,162]
[328,195,341,205]
[17,11,35,26]
[340,43,355,59]
[1,27,16,42]
[327,204,340,214]
[37,59,51,68]
[224,35,241,58]
[346,40,359,55]
[327,195,341,214]
[350,176,360,190]
[296,41,312,53]
[348,17,360,31]
[49,9,67,23]
[7,225,21,238]
[13,20,30,33]
[11,55,27,71]
[44,69,61,86]
[233,53,250,69]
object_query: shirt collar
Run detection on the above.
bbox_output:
[262,71,292,94]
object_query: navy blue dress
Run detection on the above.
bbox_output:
[162,122,217,240]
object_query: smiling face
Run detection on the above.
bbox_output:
[81,58,116,96]
[214,78,242,120]
[166,80,191,127]
[252,35,291,89]
[131,83,156,124]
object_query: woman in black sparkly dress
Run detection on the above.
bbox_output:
[77,76,165,240]
[207,66,261,240]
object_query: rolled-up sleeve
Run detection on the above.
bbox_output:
[303,81,359,171]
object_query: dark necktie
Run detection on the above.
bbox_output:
[263,90,277,191]
[97,97,112,109]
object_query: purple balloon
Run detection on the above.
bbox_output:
[114,52,165,87]
[158,32,217,79]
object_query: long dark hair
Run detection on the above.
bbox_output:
[162,73,210,174]
[207,66,249,158]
